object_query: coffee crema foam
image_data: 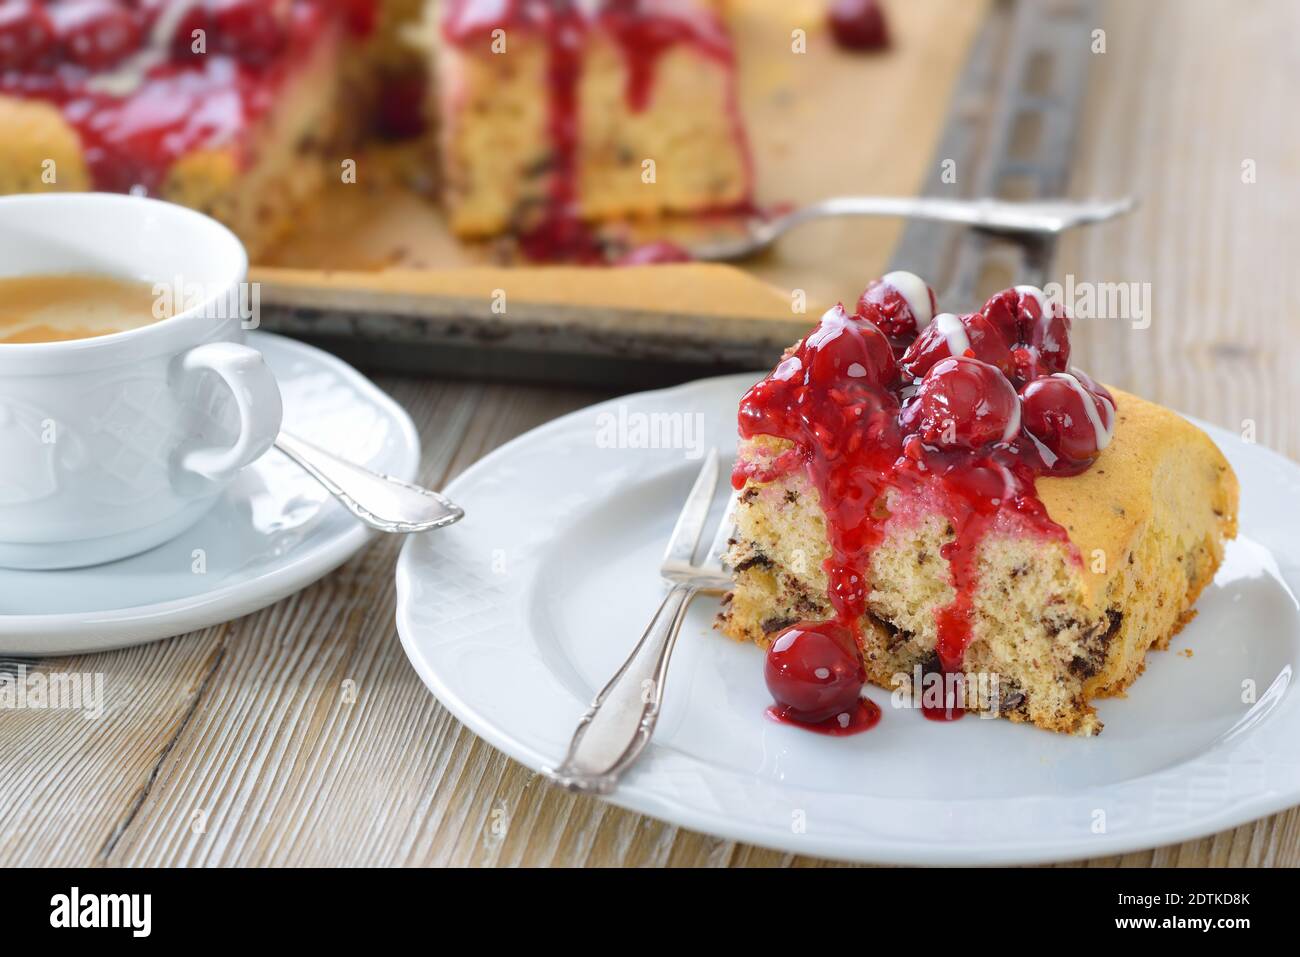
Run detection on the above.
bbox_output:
[0,273,170,344]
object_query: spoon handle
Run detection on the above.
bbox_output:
[273,432,464,534]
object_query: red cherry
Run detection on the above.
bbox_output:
[1069,367,1115,410]
[169,4,211,60]
[0,0,54,69]
[912,356,1020,449]
[207,0,289,64]
[979,288,1021,345]
[340,0,378,36]
[981,285,1071,384]
[828,0,889,52]
[856,270,936,342]
[1020,373,1115,472]
[806,303,897,390]
[0,0,54,70]
[900,311,1014,380]
[1024,302,1071,376]
[49,0,142,71]
[765,621,865,724]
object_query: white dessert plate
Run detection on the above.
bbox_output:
[0,332,419,656]
[396,372,1300,865]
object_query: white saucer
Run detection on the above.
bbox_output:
[0,332,419,656]
[396,372,1300,865]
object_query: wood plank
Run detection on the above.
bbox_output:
[101,381,608,866]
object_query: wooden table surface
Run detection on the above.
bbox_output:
[3,0,1298,867]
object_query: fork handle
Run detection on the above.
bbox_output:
[781,196,1128,235]
[543,582,696,794]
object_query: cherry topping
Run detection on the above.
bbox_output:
[900,311,1014,380]
[857,270,936,344]
[169,3,211,60]
[980,285,1072,385]
[908,356,1020,449]
[978,287,1022,345]
[1023,298,1071,377]
[1019,373,1115,474]
[806,303,897,390]
[339,0,379,36]
[0,0,54,71]
[49,0,143,71]
[207,0,289,64]
[765,621,873,731]
[828,0,889,52]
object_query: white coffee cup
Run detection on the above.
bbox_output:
[0,193,282,570]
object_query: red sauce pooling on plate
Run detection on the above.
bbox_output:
[737,275,1117,732]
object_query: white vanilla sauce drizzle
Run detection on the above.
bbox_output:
[881,270,933,328]
[1053,371,1116,450]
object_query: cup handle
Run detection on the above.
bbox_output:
[175,341,283,483]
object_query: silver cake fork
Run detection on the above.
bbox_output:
[544,448,736,795]
[689,195,1137,261]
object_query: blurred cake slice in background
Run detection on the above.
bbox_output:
[0,0,361,258]
[431,0,753,242]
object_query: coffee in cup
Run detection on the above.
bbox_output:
[0,273,170,344]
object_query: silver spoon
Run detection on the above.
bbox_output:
[273,431,464,533]
[689,195,1138,261]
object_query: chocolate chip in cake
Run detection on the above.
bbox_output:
[734,553,774,573]
[761,616,799,635]
[1000,690,1026,711]
[1068,655,1098,678]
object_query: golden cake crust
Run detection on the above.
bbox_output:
[1036,388,1238,612]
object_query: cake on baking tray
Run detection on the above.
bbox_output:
[717,272,1238,736]
[0,0,753,259]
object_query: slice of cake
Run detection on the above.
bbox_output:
[718,273,1239,736]
[0,0,359,258]
[431,0,752,241]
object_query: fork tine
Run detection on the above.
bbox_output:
[660,448,719,572]
[702,487,740,571]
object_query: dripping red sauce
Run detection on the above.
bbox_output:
[442,0,752,264]
[0,0,348,196]
[739,277,1117,732]
[918,664,965,721]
